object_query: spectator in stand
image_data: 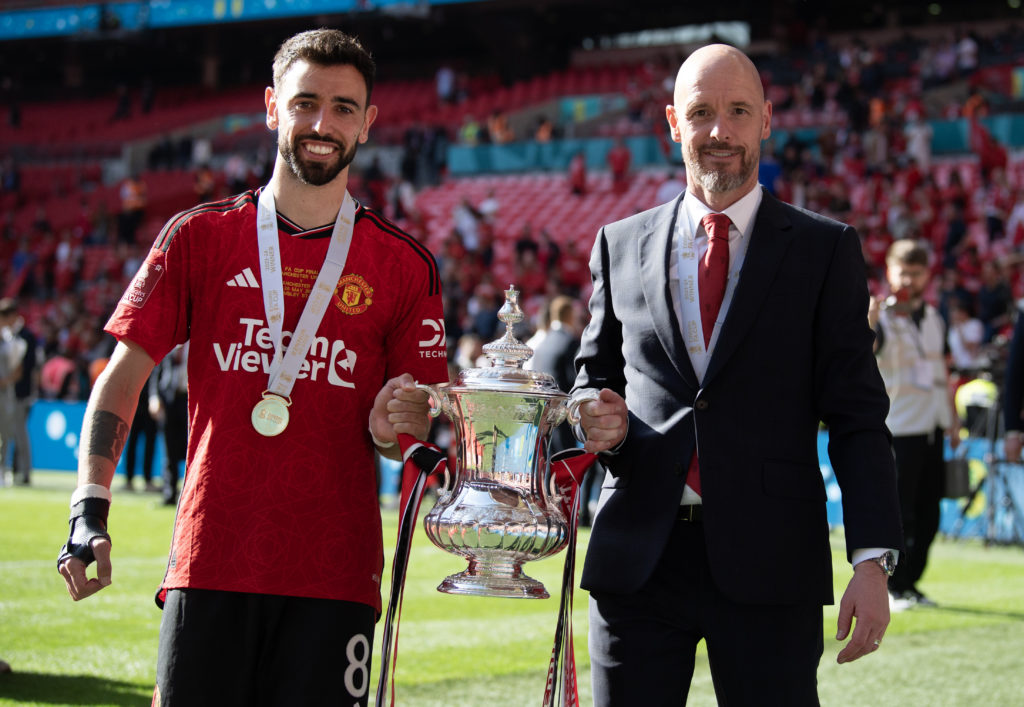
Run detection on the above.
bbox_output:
[436,64,456,104]
[452,197,483,253]
[389,175,418,225]
[568,150,587,196]
[556,239,589,297]
[968,110,1008,184]
[486,109,514,144]
[955,30,980,78]
[514,221,538,262]
[224,153,251,195]
[534,115,556,142]
[942,199,969,269]
[1006,188,1024,247]
[975,260,1014,342]
[193,164,217,205]
[478,188,499,225]
[361,155,389,214]
[117,174,147,245]
[536,227,561,276]
[457,114,481,145]
[0,156,19,193]
[861,222,894,282]
[936,267,973,327]
[903,111,933,172]
[655,170,686,205]
[975,166,1012,245]
[606,137,632,194]
[947,297,990,374]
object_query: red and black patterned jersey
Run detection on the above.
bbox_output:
[106,189,448,612]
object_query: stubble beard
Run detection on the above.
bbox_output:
[279,133,358,186]
[687,140,758,194]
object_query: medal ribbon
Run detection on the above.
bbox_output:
[375,433,447,707]
[542,448,598,707]
[255,186,356,401]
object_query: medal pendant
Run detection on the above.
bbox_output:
[251,392,291,437]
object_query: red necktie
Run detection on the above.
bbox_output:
[698,212,731,348]
[687,212,732,497]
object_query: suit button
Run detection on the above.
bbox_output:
[675,463,685,476]
[695,400,709,410]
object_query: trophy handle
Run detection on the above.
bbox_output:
[415,382,446,418]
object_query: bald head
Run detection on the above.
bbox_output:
[674,44,765,107]
[666,43,771,210]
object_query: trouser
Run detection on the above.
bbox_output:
[890,429,945,593]
[161,392,188,503]
[125,405,157,484]
[11,398,32,482]
[589,518,823,706]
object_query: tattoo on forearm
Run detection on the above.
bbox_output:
[88,410,131,463]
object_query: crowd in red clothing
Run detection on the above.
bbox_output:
[4,19,1024,399]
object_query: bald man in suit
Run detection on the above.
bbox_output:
[572,44,903,705]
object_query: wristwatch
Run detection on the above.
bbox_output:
[868,551,897,577]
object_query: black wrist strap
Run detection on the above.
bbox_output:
[70,497,111,526]
[58,497,111,569]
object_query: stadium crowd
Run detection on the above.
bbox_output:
[2,17,1024,421]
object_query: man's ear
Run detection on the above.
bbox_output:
[265,86,278,131]
[666,105,681,143]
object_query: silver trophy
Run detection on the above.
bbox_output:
[417,285,584,598]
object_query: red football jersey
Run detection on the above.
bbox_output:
[106,190,448,612]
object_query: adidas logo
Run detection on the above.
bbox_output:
[226,268,260,288]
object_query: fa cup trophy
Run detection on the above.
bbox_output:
[417,286,583,598]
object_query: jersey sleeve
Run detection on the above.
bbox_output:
[386,254,448,386]
[104,215,192,364]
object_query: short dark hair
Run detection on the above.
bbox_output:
[886,239,930,268]
[272,29,376,102]
[549,295,576,325]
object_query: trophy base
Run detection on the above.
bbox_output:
[437,563,550,599]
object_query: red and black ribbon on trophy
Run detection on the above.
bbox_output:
[374,433,598,707]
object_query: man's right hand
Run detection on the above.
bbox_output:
[58,498,113,601]
[579,388,629,454]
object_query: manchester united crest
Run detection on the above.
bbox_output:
[334,273,373,315]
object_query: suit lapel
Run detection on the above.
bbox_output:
[703,189,796,384]
[638,196,699,390]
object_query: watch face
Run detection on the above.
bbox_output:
[880,552,896,575]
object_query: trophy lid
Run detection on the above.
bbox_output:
[450,285,568,397]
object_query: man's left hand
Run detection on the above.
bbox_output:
[835,561,890,664]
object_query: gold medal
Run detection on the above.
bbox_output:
[251,392,291,437]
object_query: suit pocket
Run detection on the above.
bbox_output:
[762,460,825,502]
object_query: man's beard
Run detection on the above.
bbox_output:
[279,133,358,186]
[687,140,758,194]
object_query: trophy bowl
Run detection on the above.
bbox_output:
[417,286,579,598]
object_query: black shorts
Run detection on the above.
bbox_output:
[155,588,375,707]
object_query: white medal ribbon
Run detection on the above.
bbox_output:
[255,185,355,404]
[678,226,711,377]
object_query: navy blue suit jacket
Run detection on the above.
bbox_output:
[573,188,902,606]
